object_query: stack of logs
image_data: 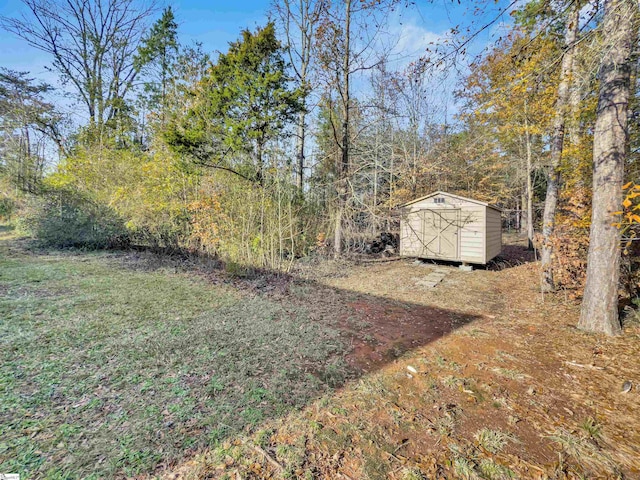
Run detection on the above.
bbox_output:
[364,232,399,256]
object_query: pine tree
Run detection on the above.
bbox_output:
[135,7,179,125]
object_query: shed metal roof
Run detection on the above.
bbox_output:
[400,191,502,212]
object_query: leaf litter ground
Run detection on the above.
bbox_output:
[162,235,640,479]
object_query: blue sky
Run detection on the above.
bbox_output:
[0,0,514,76]
[0,0,515,123]
[0,0,268,79]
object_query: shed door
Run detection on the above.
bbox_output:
[402,211,424,255]
[422,209,460,259]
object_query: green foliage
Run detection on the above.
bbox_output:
[42,126,324,268]
[0,196,15,220]
[189,171,323,269]
[165,22,305,183]
[135,7,179,119]
[135,7,179,72]
[50,145,196,250]
[20,187,129,249]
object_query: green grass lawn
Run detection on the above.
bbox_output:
[0,227,348,478]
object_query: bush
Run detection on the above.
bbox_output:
[126,212,190,251]
[0,196,16,220]
[21,188,130,249]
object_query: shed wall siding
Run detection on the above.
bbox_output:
[485,208,502,261]
[459,206,485,263]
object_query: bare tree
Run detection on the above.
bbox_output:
[524,99,535,250]
[335,0,352,258]
[1,0,154,135]
[0,69,64,193]
[272,0,326,191]
[315,0,395,256]
[578,0,638,335]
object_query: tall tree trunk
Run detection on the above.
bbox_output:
[540,4,580,291]
[294,16,308,193]
[527,169,534,250]
[334,0,351,258]
[334,206,343,257]
[520,191,526,233]
[161,45,167,126]
[568,55,583,182]
[296,110,306,190]
[256,139,264,185]
[274,0,319,192]
[578,0,637,335]
[373,149,378,211]
[524,101,535,250]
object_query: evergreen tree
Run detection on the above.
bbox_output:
[135,7,180,126]
[165,22,305,184]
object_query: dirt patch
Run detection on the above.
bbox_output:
[342,300,475,371]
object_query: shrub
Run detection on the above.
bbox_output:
[126,215,190,252]
[0,196,16,220]
[21,188,130,249]
[551,187,591,297]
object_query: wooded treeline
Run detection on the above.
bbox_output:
[0,0,638,335]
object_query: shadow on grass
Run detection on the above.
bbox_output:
[0,237,483,479]
[0,224,15,234]
[117,246,484,371]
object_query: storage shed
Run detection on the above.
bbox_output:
[399,191,502,264]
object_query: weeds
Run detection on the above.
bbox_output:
[490,367,527,381]
[478,459,515,479]
[400,466,427,480]
[435,354,447,367]
[319,358,350,388]
[495,350,518,362]
[275,441,306,474]
[363,452,390,479]
[621,301,640,327]
[474,429,517,454]
[442,375,464,388]
[435,415,456,437]
[579,417,602,440]
[453,456,478,479]
[548,428,620,475]
[460,328,491,338]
